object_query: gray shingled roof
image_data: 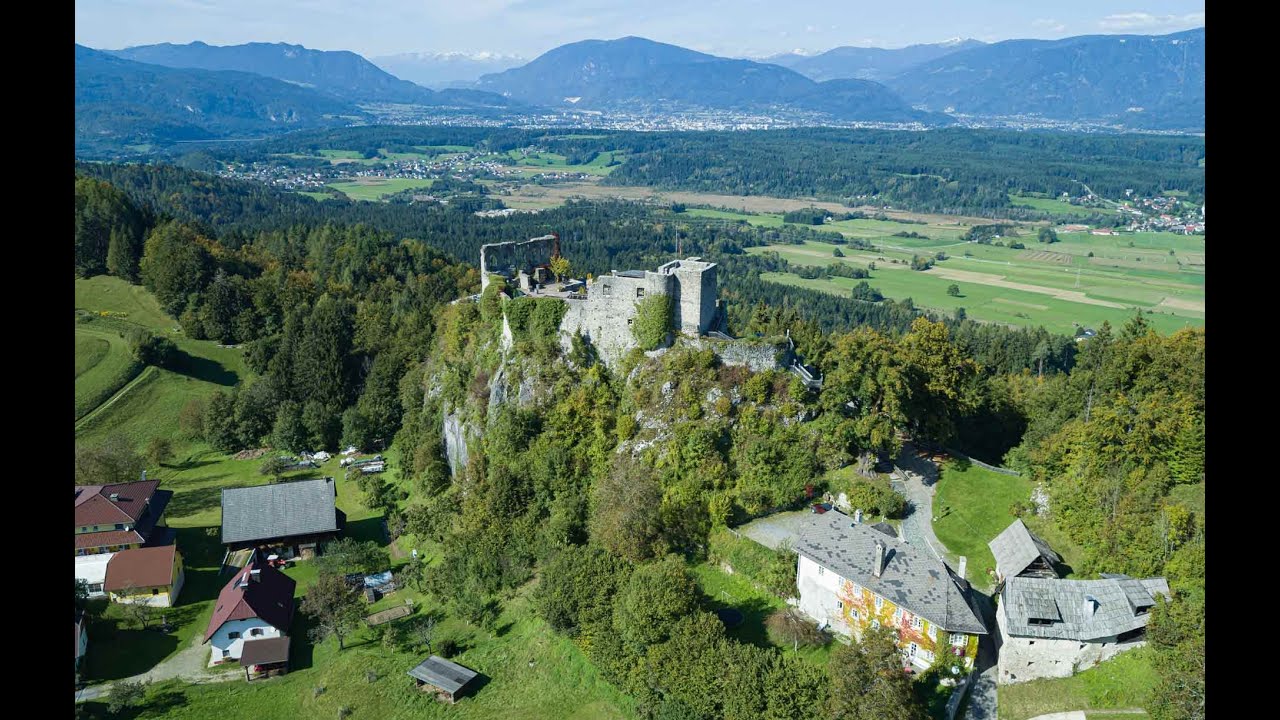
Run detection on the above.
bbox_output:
[407,656,478,694]
[988,519,1063,580]
[795,510,987,635]
[1002,575,1171,640]
[221,478,339,545]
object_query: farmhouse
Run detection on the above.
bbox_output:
[220,478,345,557]
[74,479,173,556]
[204,561,296,666]
[103,544,185,607]
[794,509,987,671]
[988,519,1063,582]
[996,574,1170,684]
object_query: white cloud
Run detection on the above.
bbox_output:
[1099,12,1205,32]
[1032,18,1066,33]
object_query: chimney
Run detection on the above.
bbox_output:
[1083,595,1098,618]
[958,556,967,579]
[853,508,863,524]
[873,541,885,578]
[109,493,120,502]
[250,569,262,583]
[141,470,147,482]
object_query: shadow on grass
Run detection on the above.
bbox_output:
[85,619,181,681]
[169,349,238,387]
[704,594,778,651]
[345,516,389,545]
[166,483,242,520]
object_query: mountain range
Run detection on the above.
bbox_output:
[474,37,942,124]
[75,44,361,151]
[107,41,518,108]
[884,28,1204,130]
[765,39,986,82]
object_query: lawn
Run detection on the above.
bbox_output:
[79,585,638,720]
[931,460,1033,589]
[690,562,834,667]
[328,177,437,201]
[997,648,1157,720]
[75,323,142,421]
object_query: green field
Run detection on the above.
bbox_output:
[1010,193,1119,217]
[685,208,786,228]
[505,149,623,176]
[749,231,1204,335]
[75,324,141,421]
[296,191,336,201]
[997,648,1157,720]
[328,178,437,201]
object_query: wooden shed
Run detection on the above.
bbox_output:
[239,636,290,681]
[407,655,479,703]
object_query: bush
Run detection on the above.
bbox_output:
[125,327,179,368]
[436,638,460,657]
[631,294,673,350]
[108,680,147,715]
[840,477,906,518]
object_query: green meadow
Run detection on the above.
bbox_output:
[328,178,437,201]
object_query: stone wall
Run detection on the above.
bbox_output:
[995,600,1146,684]
[682,335,789,372]
[559,272,674,366]
[658,258,718,335]
[480,235,557,290]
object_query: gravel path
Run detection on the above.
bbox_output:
[890,444,955,566]
[75,630,237,703]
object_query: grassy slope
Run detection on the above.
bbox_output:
[691,562,833,667]
[75,276,245,452]
[74,324,141,421]
[997,648,1156,720]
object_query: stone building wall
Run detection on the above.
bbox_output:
[994,601,1147,684]
[480,235,557,290]
[559,271,674,366]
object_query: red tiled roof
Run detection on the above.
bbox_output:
[75,529,146,549]
[104,545,177,591]
[74,481,160,526]
[204,562,296,642]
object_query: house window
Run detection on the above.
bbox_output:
[602,284,612,296]
[851,609,859,619]
[894,608,903,623]
[836,601,843,610]
[152,588,160,595]
[871,620,880,629]
[874,596,883,610]
[636,287,645,298]
[115,524,125,530]
[250,628,264,637]
[928,624,937,640]
[89,583,103,593]
[851,583,861,595]
[228,631,241,639]
[911,616,923,630]
[222,649,231,659]
[920,650,934,663]
[76,549,87,556]
[952,634,967,647]
[817,566,824,576]
[908,642,918,657]
[627,318,634,326]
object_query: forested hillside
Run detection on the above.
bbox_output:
[74,167,1203,719]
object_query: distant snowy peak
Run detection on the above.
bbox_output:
[370,51,527,87]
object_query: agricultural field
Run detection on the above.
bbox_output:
[503,149,623,177]
[328,177,437,201]
[748,228,1204,335]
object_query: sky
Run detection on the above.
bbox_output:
[74,1,1205,60]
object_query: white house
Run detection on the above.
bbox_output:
[794,509,987,671]
[204,562,296,666]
